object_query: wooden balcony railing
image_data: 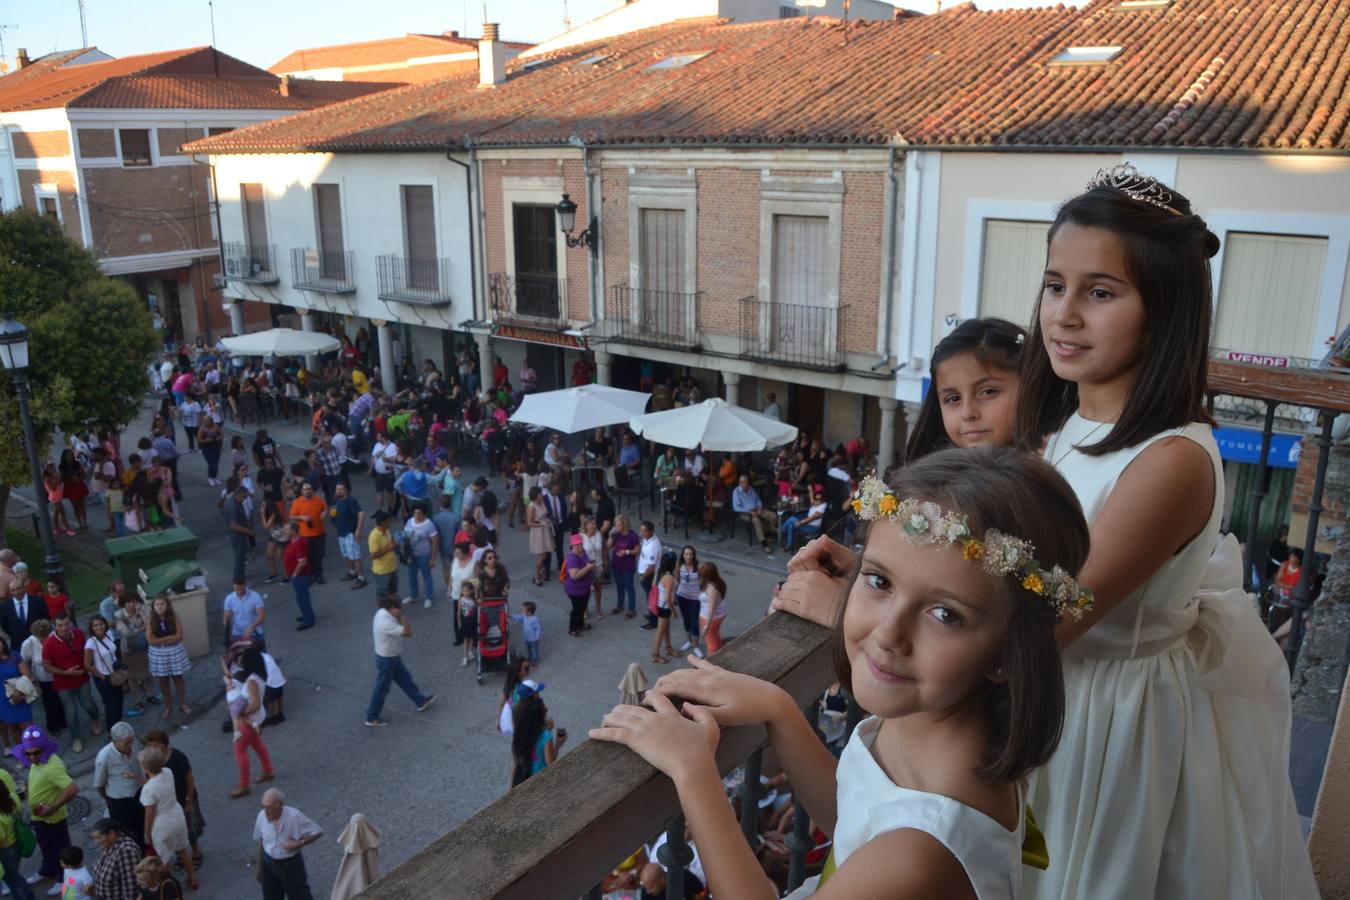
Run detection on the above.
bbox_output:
[605,285,701,350]
[221,242,279,284]
[362,609,834,898]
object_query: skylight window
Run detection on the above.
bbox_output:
[1049,46,1124,65]
[574,54,608,68]
[646,52,711,71]
[521,57,553,71]
[1118,0,1171,8]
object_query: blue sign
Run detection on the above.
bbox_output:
[1212,426,1302,469]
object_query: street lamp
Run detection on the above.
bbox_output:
[556,193,598,257]
[0,314,63,590]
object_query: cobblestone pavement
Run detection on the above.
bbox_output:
[11,400,792,898]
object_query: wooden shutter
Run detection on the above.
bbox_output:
[978,219,1050,329]
[639,208,686,294]
[402,185,437,290]
[1214,232,1328,358]
[771,215,829,307]
[314,184,344,279]
[241,183,267,248]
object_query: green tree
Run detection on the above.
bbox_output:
[0,210,158,512]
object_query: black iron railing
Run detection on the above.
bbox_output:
[221,242,278,284]
[376,255,453,306]
[489,272,564,324]
[606,284,700,349]
[739,298,848,371]
[290,248,356,293]
[363,609,836,898]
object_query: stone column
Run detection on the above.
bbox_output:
[877,396,899,476]
[298,310,320,372]
[475,331,494,397]
[225,302,245,335]
[594,349,612,387]
[724,371,741,407]
[377,322,397,394]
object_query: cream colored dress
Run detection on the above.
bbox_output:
[1027,415,1317,899]
[140,768,190,859]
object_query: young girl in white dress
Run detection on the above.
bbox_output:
[593,448,1093,898]
[1019,166,1316,898]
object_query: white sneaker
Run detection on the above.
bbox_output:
[423,599,433,609]
[693,647,706,659]
[401,596,415,605]
[46,885,62,897]
[25,875,40,886]
[678,640,693,652]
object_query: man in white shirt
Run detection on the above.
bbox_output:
[637,521,661,631]
[364,594,435,727]
[682,448,706,478]
[254,788,322,898]
[94,722,144,848]
[370,435,400,513]
[762,392,782,421]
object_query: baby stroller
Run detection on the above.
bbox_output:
[476,597,512,685]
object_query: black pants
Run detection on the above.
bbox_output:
[92,675,124,730]
[567,592,588,633]
[184,425,198,450]
[641,574,657,627]
[105,794,145,850]
[552,527,566,571]
[306,533,326,580]
[230,533,248,583]
[261,852,314,900]
[38,680,66,733]
[165,456,182,500]
[677,596,700,640]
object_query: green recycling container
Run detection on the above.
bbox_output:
[104,527,200,589]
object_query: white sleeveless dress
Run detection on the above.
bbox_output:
[786,716,1024,899]
[1027,414,1317,899]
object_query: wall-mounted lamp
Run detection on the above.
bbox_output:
[556,193,598,257]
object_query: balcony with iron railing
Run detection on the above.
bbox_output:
[375,255,453,307]
[489,272,566,326]
[739,298,848,371]
[221,242,279,284]
[605,284,701,350]
[365,609,835,898]
[290,248,356,294]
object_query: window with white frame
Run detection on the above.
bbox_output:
[1213,232,1328,359]
[118,129,152,167]
[978,219,1050,328]
[36,189,61,223]
[401,185,438,289]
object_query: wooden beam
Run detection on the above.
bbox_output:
[361,611,835,900]
[1208,360,1350,413]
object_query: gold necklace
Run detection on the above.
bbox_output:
[1051,418,1110,467]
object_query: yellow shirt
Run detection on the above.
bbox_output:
[27,757,72,824]
[351,369,370,395]
[368,528,397,576]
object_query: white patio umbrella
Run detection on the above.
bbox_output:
[629,397,798,452]
[218,328,341,357]
[508,384,651,433]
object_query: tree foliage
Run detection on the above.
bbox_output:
[0,210,158,485]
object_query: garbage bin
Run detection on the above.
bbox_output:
[136,561,210,659]
[105,527,199,589]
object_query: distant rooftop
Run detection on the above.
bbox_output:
[269,31,532,84]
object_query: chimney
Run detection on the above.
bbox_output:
[16,48,30,69]
[279,74,293,97]
[478,22,507,87]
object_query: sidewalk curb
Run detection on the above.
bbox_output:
[65,685,227,780]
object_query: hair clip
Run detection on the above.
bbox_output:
[850,476,1093,619]
[1085,163,1184,217]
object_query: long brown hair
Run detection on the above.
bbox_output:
[697,561,726,596]
[1016,178,1219,454]
[831,447,1089,783]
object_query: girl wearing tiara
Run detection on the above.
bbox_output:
[1018,165,1314,898]
[593,448,1092,898]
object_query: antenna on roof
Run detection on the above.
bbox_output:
[563,0,572,31]
[0,25,16,70]
[208,0,218,49]
[77,0,88,47]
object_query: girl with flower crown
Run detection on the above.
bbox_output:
[1012,168,1314,898]
[593,447,1092,898]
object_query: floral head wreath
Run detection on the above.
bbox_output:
[850,476,1094,620]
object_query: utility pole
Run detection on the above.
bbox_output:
[78,0,88,47]
[0,25,18,70]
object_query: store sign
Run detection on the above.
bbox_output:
[1212,426,1302,469]
[493,324,587,349]
[1223,351,1290,368]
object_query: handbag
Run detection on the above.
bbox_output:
[12,816,35,858]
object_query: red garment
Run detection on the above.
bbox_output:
[340,345,359,368]
[283,537,310,578]
[42,629,88,691]
[571,359,592,386]
[234,721,272,788]
[1276,561,1301,590]
[493,363,508,387]
[42,592,70,621]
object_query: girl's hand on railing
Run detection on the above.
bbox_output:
[649,657,790,729]
[771,536,855,627]
[590,691,719,780]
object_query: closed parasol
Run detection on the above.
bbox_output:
[618,663,650,707]
[330,813,383,900]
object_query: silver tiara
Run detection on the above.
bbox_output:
[1086,164,1184,217]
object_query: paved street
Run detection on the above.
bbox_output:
[24,401,789,898]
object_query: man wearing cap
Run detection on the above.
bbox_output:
[367,512,399,600]
[563,534,596,637]
[13,725,79,891]
[221,483,254,584]
[93,722,144,849]
[364,594,434,728]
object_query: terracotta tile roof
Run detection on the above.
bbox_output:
[187,0,1350,155]
[69,74,397,109]
[0,46,397,113]
[268,32,530,76]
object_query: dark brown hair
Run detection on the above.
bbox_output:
[907,317,1026,462]
[831,446,1090,783]
[1016,177,1220,454]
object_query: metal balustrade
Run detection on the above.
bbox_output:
[605,284,701,349]
[290,248,356,293]
[739,298,848,371]
[376,255,453,306]
[489,272,565,324]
